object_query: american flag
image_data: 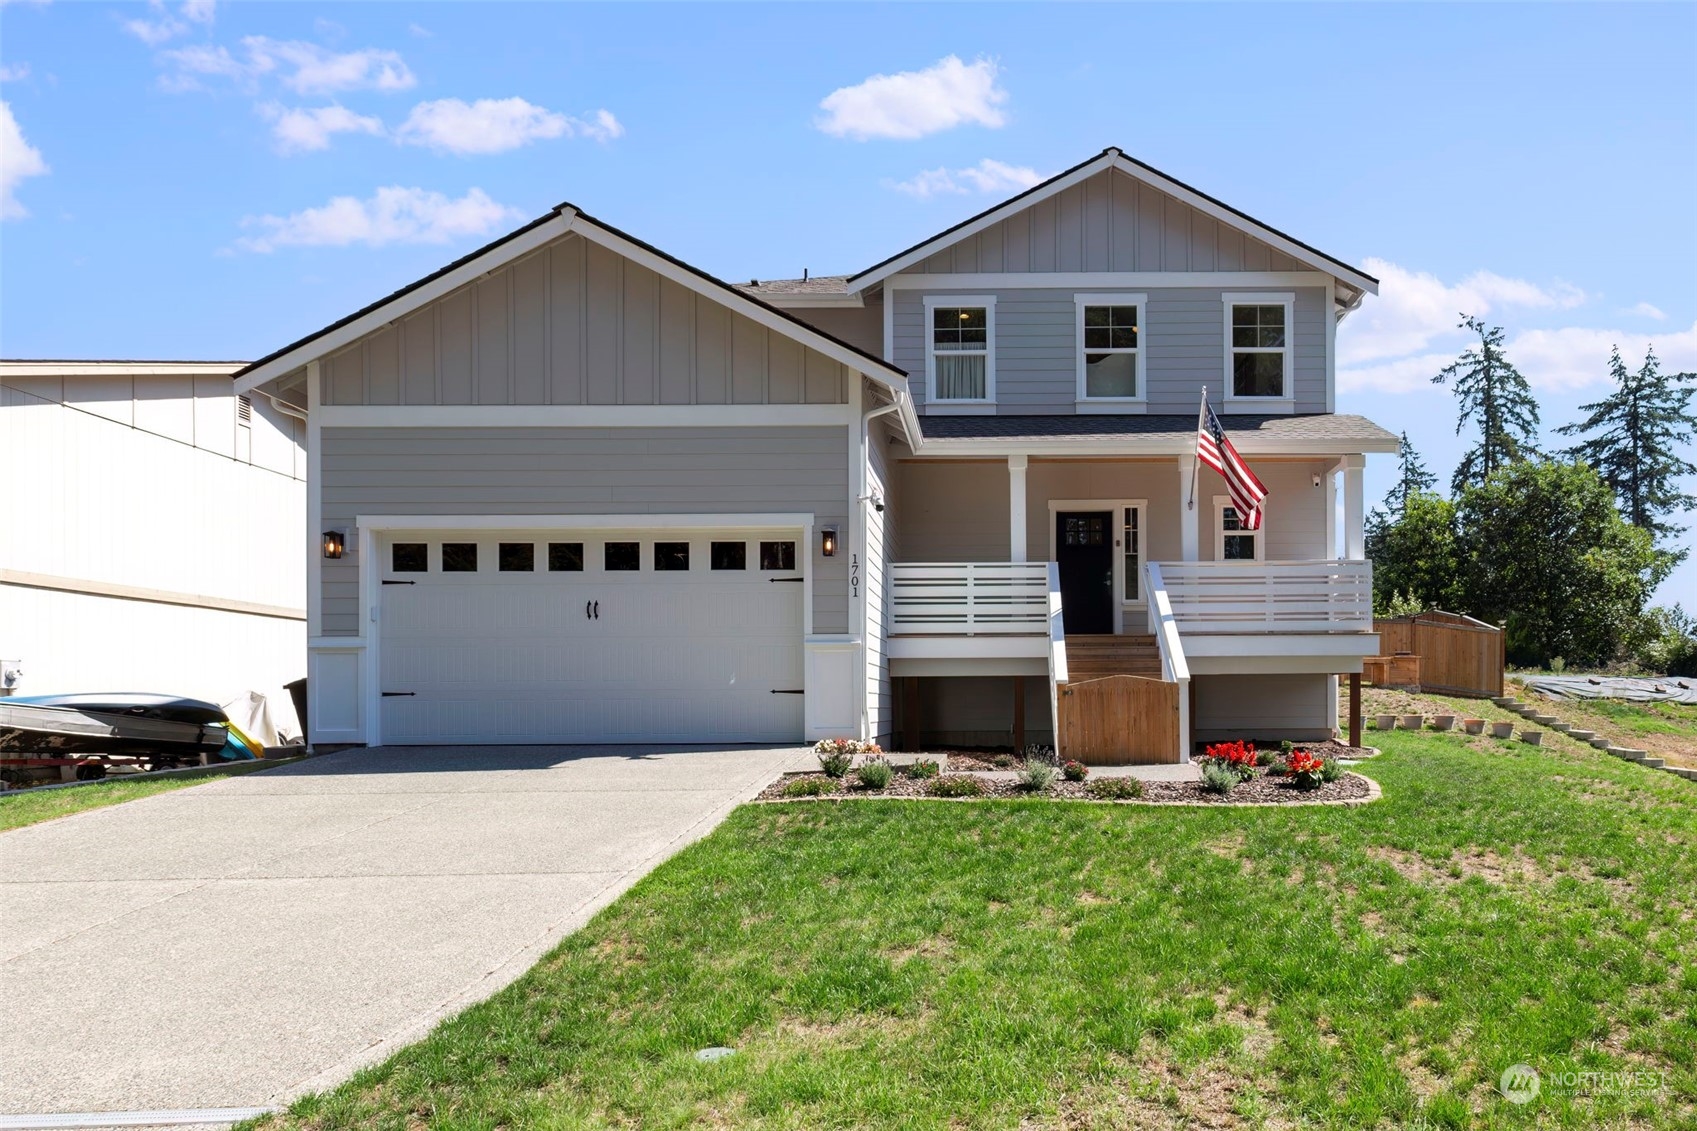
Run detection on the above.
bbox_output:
[1196,396,1268,530]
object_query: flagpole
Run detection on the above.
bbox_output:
[1188,386,1205,511]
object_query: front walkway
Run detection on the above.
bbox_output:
[0,744,807,1117]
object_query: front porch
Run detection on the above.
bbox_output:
[878,445,1377,761]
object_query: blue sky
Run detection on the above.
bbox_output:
[4,2,1695,606]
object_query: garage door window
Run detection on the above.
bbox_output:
[760,541,796,571]
[711,541,746,570]
[548,542,583,572]
[499,543,535,572]
[443,543,478,572]
[655,542,689,571]
[605,542,640,571]
[392,543,428,572]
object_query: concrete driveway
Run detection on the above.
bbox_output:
[0,744,805,1119]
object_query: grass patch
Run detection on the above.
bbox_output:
[0,763,272,831]
[251,728,1697,1130]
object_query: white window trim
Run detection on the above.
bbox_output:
[1074,292,1147,413]
[922,294,996,408]
[1212,495,1266,561]
[1221,292,1295,411]
[1046,497,1147,635]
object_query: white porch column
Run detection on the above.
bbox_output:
[1008,454,1028,563]
[1178,454,1200,561]
[1342,454,1366,560]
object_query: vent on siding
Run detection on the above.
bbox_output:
[236,394,253,426]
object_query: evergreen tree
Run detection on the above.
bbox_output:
[1432,315,1541,494]
[1557,346,1697,546]
[1381,430,1438,516]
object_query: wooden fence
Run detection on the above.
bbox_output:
[1373,610,1504,698]
[1055,674,1181,764]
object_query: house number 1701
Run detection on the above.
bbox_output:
[850,553,860,600]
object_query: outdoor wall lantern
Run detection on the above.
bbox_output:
[821,526,838,557]
[323,530,346,559]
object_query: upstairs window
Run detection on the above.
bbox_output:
[926,297,994,403]
[1224,294,1293,402]
[1076,295,1146,404]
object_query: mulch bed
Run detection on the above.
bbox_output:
[758,768,1373,806]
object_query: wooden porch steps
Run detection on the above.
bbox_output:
[1064,634,1164,679]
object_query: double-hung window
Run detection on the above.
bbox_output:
[1075,294,1146,409]
[925,296,994,405]
[1214,498,1264,561]
[1223,293,1294,406]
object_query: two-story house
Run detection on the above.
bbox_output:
[233,147,1397,761]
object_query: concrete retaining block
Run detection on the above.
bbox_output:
[1589,737,1614,749]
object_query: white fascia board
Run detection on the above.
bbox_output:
[2,361,245,378]
[1105,156,1379,295]
[354,513,815,532]
[887,271,1334,290]
[315,404,858,428]
[847,152,1120,290]
[234,213,577,395]
[752,295,866,309]
[911,436,1401,458]
[569,218,908,394]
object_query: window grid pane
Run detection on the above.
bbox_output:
[935,353,986,399]
[654,542,689,571]
[604,542,640,571]
[442,543,477,572]
[759,541,796,571]
[1123,507,1140,601]
[498,542,535,572]
[547,542,583,571]
[710,541,747,570]
[392,543,428,573]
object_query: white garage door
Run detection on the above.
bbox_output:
[377,529,805,744]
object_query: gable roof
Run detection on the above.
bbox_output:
[233,207,908,395]
[846,147,1380,298]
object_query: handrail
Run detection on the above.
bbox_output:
[1155,559,1373,634]
[1047,560,1067,760]
[889,561,1050,635]
[1144,561,1191,762]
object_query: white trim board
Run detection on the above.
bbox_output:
[313,404,857,428]
[886,271,1334,291]
[0,361,246,378]
[849,149,1380,296]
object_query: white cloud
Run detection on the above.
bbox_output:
[1337,259,1697,394]
[260,102,384,154]
[887,157,1044,199]
[160,36,414,95]
[122,0,213,46]
[233,186,522,253]
[396,98,621,155]
[0,99,48,219]
[1630,301,1667,320]
[0,63,28,82]
[1338,257,1589,369]
[816,55,1006,141]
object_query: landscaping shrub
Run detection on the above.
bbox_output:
[1263,753,1289,776]
[1279,740,1295,755]
[1200,740,1258,782]
[1015,758,1057,792]
[816,745,854,779]
[1062,760,1089,782]
[991,753,1016,769]
[1200,763,1239,795]
[904,758,940,780]
[1288,750,1325,790]
[1087,776,1143,801]
[1320,755,1345,783]
[1023,743,1058,765]
[782,777,836,798]
[928,775,983,798]
[856,757,894,791]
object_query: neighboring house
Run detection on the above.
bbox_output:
[233,147,1396,758]
[0,361,307,736]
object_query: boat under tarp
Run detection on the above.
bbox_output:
[0,693,231,759]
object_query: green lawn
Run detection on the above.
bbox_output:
[1568,698,1697,740]
[255,718,1697,1130]
[0,762,274,831]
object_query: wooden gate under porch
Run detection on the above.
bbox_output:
[1055,674,1182,765]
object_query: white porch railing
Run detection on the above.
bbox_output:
[1143,562,1191,760]
[1156,560,1373,634]
[889,562,1051,635]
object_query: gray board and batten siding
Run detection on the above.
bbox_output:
[319,232,853,407]
[318,426,852,637]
